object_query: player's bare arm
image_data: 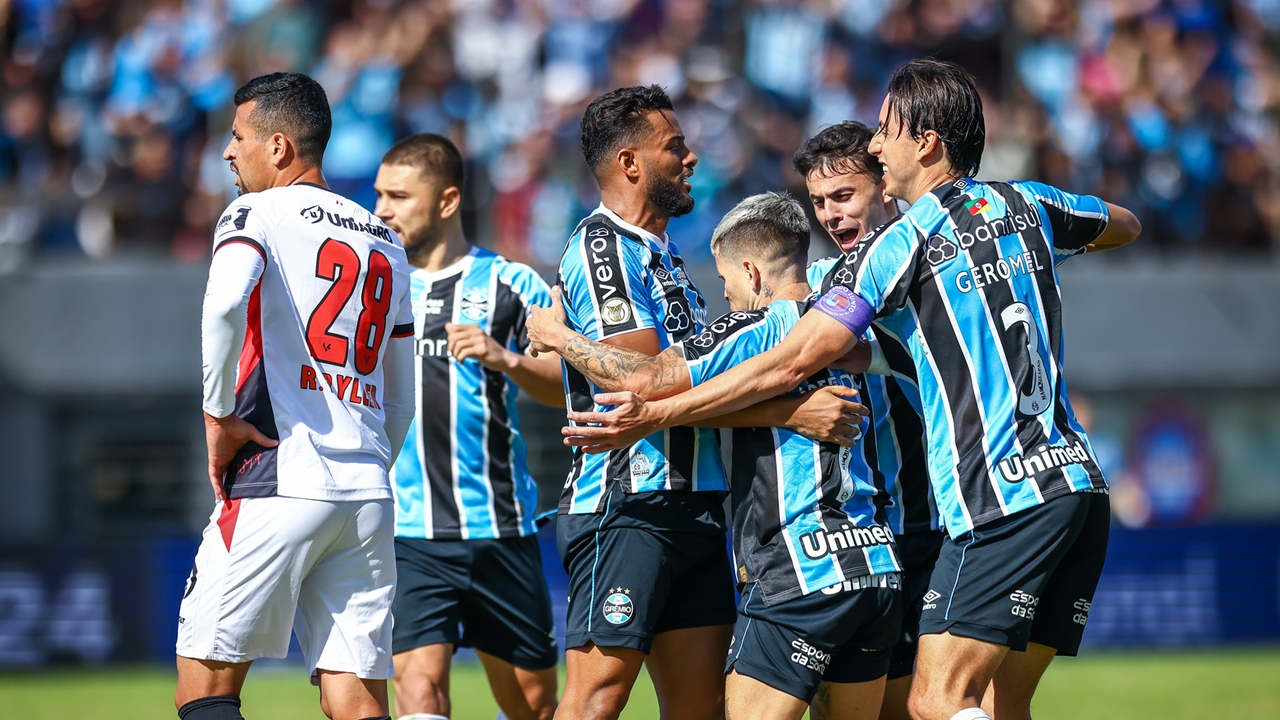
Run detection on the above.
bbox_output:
[531,287,864,444]
[564,309,864,452]
[445,322,565,408]
[1086,202,1142,253]
[200,242,279,501]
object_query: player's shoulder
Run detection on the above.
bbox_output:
[684,306,771,354]
[483,248,553,296]
[560,211,653,288]
[565,212,648,256]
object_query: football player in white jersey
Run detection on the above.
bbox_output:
[175,72,414,720]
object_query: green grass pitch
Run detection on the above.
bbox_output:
[1,649,1277,719]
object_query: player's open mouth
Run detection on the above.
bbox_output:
[833,227,858,249]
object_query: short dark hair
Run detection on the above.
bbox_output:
[381,133,465,191]
[710,192,810,274]
[883,58,985,178]
[580,85,674,177]
[793,121,883,182]
[233,73,332,165]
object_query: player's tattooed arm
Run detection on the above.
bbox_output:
[557,333,692,399]
[528,286,692,399]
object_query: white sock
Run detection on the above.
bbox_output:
[949,708,992,720]
[398,714,449,720]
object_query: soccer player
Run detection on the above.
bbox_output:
[558,59,1142,720]
[550,85,867,720]
[527,192,902,720]
[371,133,563,720]
[794,122,944,720]
[176,73,414,720]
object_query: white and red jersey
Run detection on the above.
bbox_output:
[202,182,415,502]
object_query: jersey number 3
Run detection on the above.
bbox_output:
[306,238,393,375]
[1000,302,1051,416]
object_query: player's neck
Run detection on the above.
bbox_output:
[412,226,471,274]
[271,164,327,190]
[599,188,669,239]
[751,278,810,310]
[904,165,963,205]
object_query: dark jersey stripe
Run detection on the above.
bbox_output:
[421,275,461,534]
[882,374,932,532]
[215,236,267,264]
[581,220,641,336]
[486,281,523,536]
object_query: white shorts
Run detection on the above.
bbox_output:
[176,496,396,682]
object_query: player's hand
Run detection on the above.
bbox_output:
[446,322,511,371]
[204,412,278,503]
[827,338,874,375]
[786,386,868,446]
[562,391,663,453]
[527,286,570,358]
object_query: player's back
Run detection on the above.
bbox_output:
[213,184,414,502]
[681,299,900,605]
[826,177,1110,536]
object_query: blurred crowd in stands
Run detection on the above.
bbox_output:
[1,0,1279,271]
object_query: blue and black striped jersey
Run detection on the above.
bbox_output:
[813,178,1109,537]
[680,299,901,606]
[557,205,728,515]
[392,247,550,539]
[808,258,938,536]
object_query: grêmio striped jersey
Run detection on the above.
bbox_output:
[812,178,1110,537]
[680,298,901,606]
[557,204,728,515]
[391,247,551,539]
[808,257,938,536]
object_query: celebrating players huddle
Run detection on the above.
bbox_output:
[179,59,1139,720]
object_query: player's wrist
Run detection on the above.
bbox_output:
[203,409,235,425]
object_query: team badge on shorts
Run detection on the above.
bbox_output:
[602,589,634,625]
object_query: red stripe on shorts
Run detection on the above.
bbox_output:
[218,498,242,551]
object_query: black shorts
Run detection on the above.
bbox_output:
[726,575,901,703]
[558,492,736,654]
[392,535,557,670]
[919,491,1110,656]
[889,530,944,679]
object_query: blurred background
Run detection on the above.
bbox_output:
[0,0,1278,678]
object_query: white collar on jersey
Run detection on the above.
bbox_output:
[594,203,670,250]
[413,245,480,282]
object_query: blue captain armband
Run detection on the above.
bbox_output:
[813,286,875,338]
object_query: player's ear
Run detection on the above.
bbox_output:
[269,132,290,168]
[744,259,761,292]
[918,129,942,163]
[617,147,640,181]
[438,186,462,219]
